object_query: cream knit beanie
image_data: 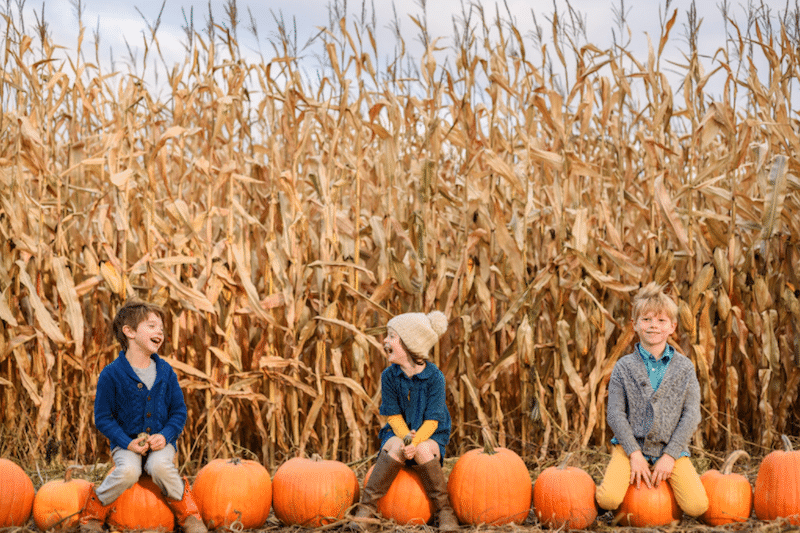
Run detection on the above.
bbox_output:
[387,311,448,359]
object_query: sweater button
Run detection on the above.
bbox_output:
[146,427,151,432]
[138,383,143,389]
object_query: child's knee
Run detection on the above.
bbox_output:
[678,489,709,517]
[595,484,625,511]
[148,459,178,483]
[115,463,142,486]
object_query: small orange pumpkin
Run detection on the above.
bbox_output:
[0,458,35,527]
[701,450,753,525]
[107,475,175,531]
[447,429,532,525]
[272,454,359,527]
[364,465,432,525]
[533,453,596,529]
[755,434,800,524]
[33,467,93,531]
[614,481,680,527]
[193,457,272,529]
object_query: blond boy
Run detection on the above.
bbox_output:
[595,282,708,517]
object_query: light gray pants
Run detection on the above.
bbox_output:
[96,444,184,505]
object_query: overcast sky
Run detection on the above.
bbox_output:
[10,0,794,100]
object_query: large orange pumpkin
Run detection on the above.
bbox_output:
[701,450,753,525]
[614,481,680,527]
[0,458,35,527]
[364,465,432,525]
[755,434,800,524]
[533,453,596,529]
[107,475,175,531]
[272,455,359,527]
[33,467,93,531]
[447,430,532,525]
[193,458,272,529]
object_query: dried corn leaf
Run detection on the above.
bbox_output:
[0,290,18,327]
[15,261,66,343]
[654,175,690,252]
[760,155,789,242]
[52,257,84,358]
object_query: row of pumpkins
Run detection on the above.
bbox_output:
[2,436,799,531]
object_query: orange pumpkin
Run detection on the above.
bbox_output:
[364,465,432,525]
[193,458,272,529]
[107,475,175,531]
[33,467,93,531]
[614,481,680,527]
[701,450,753,525]
[0,458,35,527]
[755,434,800,524]
[533,453,596,529]
[272,455,359,527]
[447,429,532,525]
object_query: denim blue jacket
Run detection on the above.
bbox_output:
[379,361,451,459]
[94,351,187,450]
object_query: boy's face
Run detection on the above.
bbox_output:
[633,310,676,350]
[383,328,410,366]
[123,312,164,356]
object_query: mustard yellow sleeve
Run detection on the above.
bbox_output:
[387,414,411,440]
[411,420,438,446]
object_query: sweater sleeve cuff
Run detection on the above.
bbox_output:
[387,414,411,440]
[411,420,438,446]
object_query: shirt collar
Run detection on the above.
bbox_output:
[390,361,436,379]
[637,343,673,363]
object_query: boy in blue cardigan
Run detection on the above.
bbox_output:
[79,300,207,533]
[596,282,708,518]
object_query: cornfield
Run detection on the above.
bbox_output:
[1,0,799,476]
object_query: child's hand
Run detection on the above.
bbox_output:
[629,450,652,489]
[651,454,675,487]
[128,433,150,455]
[402,430,417,460]
[147,433,167,451]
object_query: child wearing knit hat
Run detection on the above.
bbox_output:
[350,310,458,532]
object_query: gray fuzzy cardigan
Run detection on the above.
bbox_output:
[606,348,701,460]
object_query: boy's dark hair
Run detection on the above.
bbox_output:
[112,300,165,350]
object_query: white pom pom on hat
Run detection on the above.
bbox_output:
[387,310,448,359]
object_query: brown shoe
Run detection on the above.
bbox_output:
[414,459,459,532]
[166,478,208,533]
[79,487,112,533]
[348,452,404,531]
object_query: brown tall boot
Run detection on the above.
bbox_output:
[414,459,459,532]
[166,478,208,533]
[79,487,112,533]
[349,452,404,530]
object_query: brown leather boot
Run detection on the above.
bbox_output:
[414,459,459,532]
[348,452,403,530]
[166,478,208,533]
[79,487,112,533]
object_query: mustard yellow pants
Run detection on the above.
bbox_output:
[595,445,709,517]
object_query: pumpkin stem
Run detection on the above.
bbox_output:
[229,457,242,466]
[311,453,323,462]
[720,450,750,475]
[557,452,573,470]
[782,434,793,452]
[481,427,498,455]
